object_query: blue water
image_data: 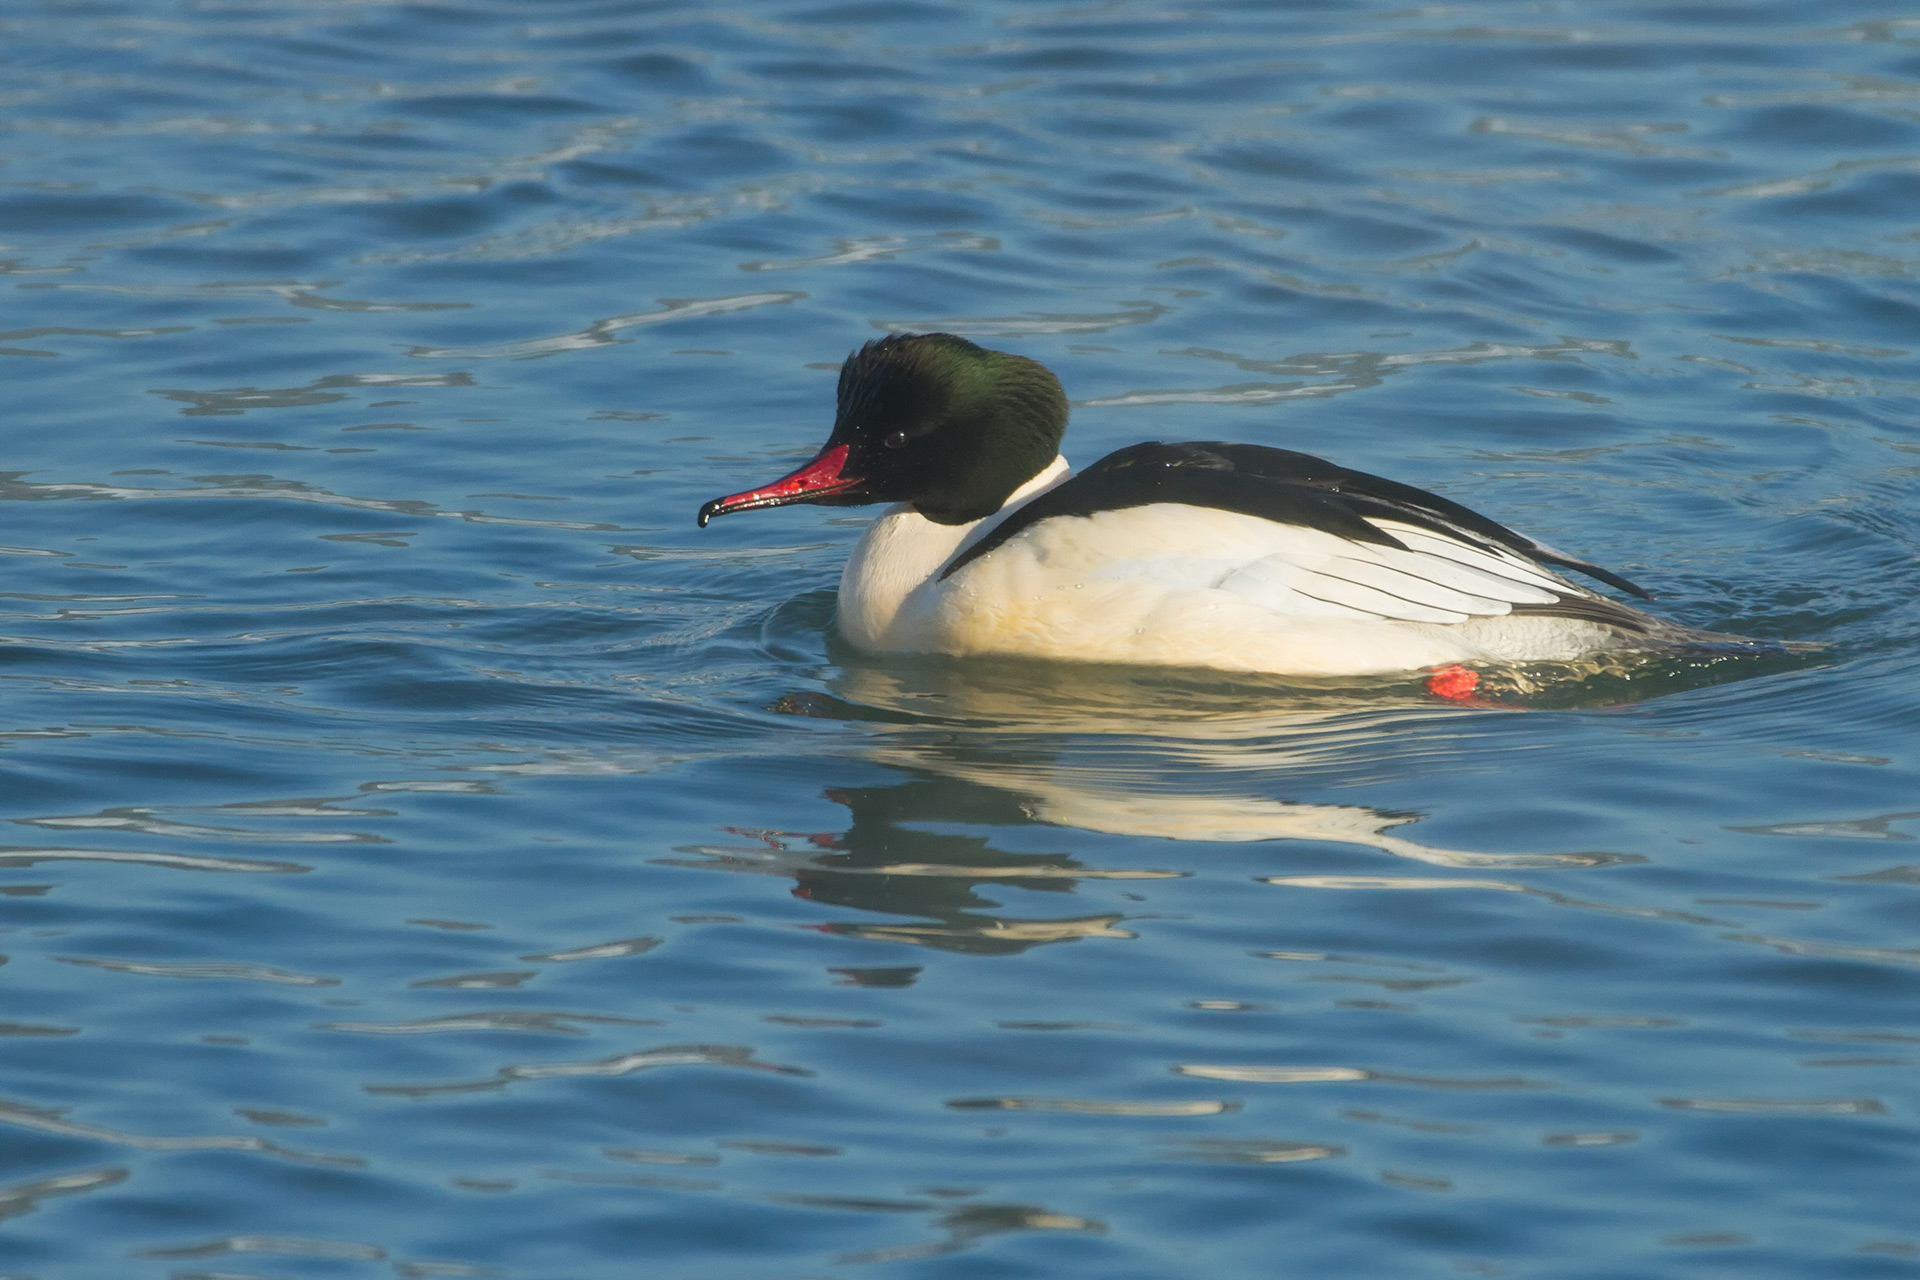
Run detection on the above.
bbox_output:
[3,1,1919,1276]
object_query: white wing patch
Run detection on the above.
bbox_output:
[1210,515,1579,626]
[1369,520,1568,594]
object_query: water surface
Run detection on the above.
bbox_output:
[3,2,1919,1277]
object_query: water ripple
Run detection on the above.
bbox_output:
[0,1100,361,1167]
[365,1044,812,1098]
[52,956,341,986]
[406,291,806,359]
[5,0,1919,1274]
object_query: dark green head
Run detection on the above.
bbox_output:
[698,333,1069,527]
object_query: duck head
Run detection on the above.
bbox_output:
[697,333,1068,528]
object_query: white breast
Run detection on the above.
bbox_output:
[836,460,1627,676]
[836,456,1072,653]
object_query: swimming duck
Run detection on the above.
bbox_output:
[697,332,1712,677]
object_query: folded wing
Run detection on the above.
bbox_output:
[942,441,1656,634]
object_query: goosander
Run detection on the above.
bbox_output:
[697,333,1726,677]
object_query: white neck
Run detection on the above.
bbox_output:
[837,455,1072,652]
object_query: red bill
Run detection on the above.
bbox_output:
[697,444,863,527]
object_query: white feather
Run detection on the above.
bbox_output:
[1369,519,1569,594]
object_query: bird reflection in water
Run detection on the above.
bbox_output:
[665,656,1624,961]
[667,777,1153,958]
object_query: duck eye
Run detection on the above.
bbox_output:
[883,431,909,450]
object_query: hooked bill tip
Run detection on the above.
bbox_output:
[695,444,859,530]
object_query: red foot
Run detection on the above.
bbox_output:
[1426,664,1480,700]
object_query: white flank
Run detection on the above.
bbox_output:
[835,460,1637,676]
